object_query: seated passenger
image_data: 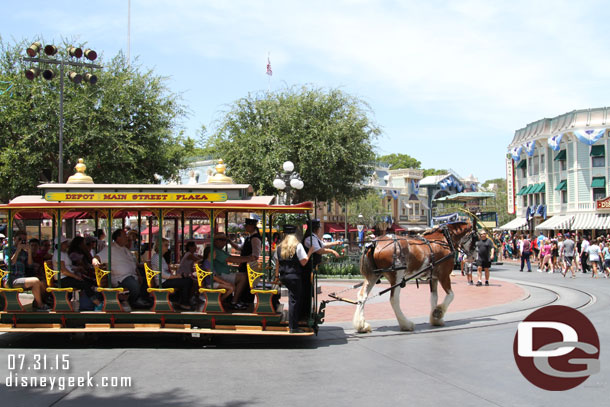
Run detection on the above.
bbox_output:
[200,245,234,302]
[150,238,194,310]
[27,238,43,279]
[85,236,97,258]
[68,236,96,281]
[177,241,203,278]
[93,229,151,309]
[2,231,48,311]
[52,237,103,311]
[212,232,256,310]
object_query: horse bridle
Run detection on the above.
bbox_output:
[454,228,478,257]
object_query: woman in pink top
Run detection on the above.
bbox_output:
[540,239,553,273]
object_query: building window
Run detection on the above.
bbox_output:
[561,190,567,204]
[523,196,527,206]
[402,207,406,215]
[327,201,332,212]
[540,154,545,170]
[560,159,567,171]
[592,156,605,167]
[535,194,540,206]
[591,145,605,168]
[533,157,539,175]
[593,188,606,201]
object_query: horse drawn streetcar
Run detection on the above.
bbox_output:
[0,160,322,336]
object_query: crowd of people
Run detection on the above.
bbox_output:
[496,231,610,278]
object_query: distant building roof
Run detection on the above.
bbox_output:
[419,174,451,186]
[433,192,495,202]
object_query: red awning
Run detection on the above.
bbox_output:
[388,223,406,232]
[324,223,346,233]
[178,224,211,235]
[323,223,374,233]
[140,226,159,235]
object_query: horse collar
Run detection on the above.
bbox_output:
[441,225,456,253]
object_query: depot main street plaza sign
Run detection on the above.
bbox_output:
[44,192,228,203]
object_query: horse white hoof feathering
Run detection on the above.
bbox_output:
[430,305,446,326]
[353,317,372,333]
[399,319,415,331]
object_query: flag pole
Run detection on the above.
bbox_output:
[267,52,272,93]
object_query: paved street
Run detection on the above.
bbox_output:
[0,262,608,406]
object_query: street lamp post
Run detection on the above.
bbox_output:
[23,43,101,183]
[273,161,304,205]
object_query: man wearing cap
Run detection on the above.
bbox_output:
[235,218,263,304]
[301,219,341,318]
[475,231,494,286]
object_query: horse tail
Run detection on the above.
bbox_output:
[359,244,375,277]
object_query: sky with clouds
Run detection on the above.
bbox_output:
[3,0,610,182]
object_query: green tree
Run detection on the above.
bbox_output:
[206,86,380,202]
[423,168,448,177]
[377,153,421,169]
[0,37,193,202]
[482,177,514,226]
[346,190,389,228]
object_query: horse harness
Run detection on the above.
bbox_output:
[370,225,452,272]
[326,225,473,305]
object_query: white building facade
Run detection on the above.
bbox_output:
[505,107,610,234]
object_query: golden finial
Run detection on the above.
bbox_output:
[208,159,233,184]
[66,158,94,184]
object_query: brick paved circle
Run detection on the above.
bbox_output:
[317,274,527,323]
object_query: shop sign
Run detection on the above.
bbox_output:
[506,156,516,214]
[596,196,610,210]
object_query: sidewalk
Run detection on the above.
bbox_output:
[318,274,527,323]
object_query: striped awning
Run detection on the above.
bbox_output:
[498,217,528,230]
[555,180,567,191]
[516,186,528,196]
[535,215,574,230]
[570,212,610,230]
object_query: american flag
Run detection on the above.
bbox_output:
[266,57,273,76]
